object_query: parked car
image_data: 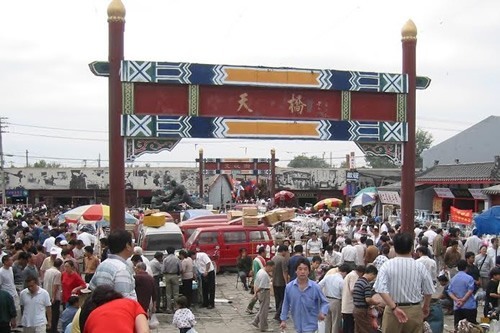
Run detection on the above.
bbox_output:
[136,222,184,260]
[185,224,274,271]
[179,218,240,242]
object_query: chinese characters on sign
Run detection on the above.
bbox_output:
[378,191,401,206]
[237,93,253,113]
[288,94,306,115]
[346,171,359,182]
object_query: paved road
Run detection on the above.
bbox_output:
[153,272,456,333]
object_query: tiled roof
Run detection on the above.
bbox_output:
[482,184,500,195]
[417,162,496,183]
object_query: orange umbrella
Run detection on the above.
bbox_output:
[274,190,295,201]
[313,198,343,210]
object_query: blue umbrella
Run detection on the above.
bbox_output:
[350,193,377,208]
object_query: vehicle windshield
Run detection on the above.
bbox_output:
[145,234,183,251]
[186,229,200,247]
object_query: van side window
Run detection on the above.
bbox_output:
[198,231,218,245]
[249,230,270,242]
[223,231,246,243]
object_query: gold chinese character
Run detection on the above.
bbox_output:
[288,94,306,115]
[237,93,253,113]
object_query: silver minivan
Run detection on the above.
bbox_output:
[137,222,185,259]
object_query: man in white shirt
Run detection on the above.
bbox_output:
[423,226,438,245]
[251,260,275,332]
[191,251,215,309]
[0,254,20,327]
[43,258,63,333]
[416,246,437,283]
[42,233,56,254]
[318,264,349,333]
[341,238,358,271]
[464,229,482,255]
[77,230,96,247]
[354,236,367,266]
[306,232,323,257]
[487,237,499,267]
[20,275,52,332]
[341,265,365,333]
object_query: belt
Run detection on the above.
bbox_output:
[395,302,420,306]
[326,296,341,300]
[354,305,369,308]
[165,272,178,275]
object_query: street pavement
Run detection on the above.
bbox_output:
[154,272,457,333]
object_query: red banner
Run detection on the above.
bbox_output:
[450,206,473,224]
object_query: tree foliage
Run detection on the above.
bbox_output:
[288,155,330,168]
[32,160,62,168]
[364,128,434,169]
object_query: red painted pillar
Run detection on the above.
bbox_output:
[400,20,417,233]
[107,0,126,230]
[199,148,204,203]
[270,149,276,205]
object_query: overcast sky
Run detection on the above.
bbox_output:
[0,0,498,168]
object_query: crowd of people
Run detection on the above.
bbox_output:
[1,204,500,333]
[237,211,500,333]
[0,204,210,333]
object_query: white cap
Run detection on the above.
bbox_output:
[50,248,59,255]
[133,246,143,255]
[60,240,68,246]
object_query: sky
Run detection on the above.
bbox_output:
[0,0,498,169]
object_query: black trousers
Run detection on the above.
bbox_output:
[454,308,477,328]
[342,313,355,333]
[273,285,285,319]
[201,271,215,307]
[0,322,11,333]
[153,275,162,311]
[50,300,61,333]
[180,278,193,308]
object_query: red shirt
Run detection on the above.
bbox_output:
[61,271,86,303]
[84,298,146,333]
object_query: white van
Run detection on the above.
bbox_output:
[137,223,185,259]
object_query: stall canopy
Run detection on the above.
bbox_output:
[474,205,500,236]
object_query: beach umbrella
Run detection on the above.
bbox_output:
[274,190,295,201]
[350,193,377,208]
[61,204,138,224]
[313,198,343,210]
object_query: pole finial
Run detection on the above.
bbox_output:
[401,19,417,40]
[199,148,203,154]
[271,148,276,155]
[107,0,126,23]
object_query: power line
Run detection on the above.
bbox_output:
[7,122,107,133]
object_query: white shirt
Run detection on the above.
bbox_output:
[463,235,482,255]
[77,232,96,247]
[0,266,17,298]
[42,237,55,253]
[423,230,437,244]
[374,257,435,303]
[193,252,214,274]
[341,270,359,314]
[318,272,344,299]
[487,246,499,267]
[340,245,357,263]
[324,251,342,267]
[416,255,437,282]
[42,267,61,301]
[306,238,323,255]
[354,244,366,266]
[20,287,51,327]
[254,268,271,289]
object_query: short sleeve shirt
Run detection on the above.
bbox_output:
[84,298,146,333]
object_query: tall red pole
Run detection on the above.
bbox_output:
[198,148,204,203]
[107,0,126,230]
[400,20,417,233]
[270,148,276,205]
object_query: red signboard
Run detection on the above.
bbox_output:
[133,84,399,121]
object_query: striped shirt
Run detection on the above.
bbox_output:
[89,254,137,300]
[373,257,435,303]
[352,276,372,308]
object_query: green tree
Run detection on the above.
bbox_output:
[32,160,62,168]
[287,155,329,168]
[364,128,434,168]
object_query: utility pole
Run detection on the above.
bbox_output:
[0,118,7,206]
[98,153,101,168]
[25,150,29,167]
